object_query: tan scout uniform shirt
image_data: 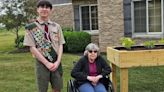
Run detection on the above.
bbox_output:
[23,20,65,55]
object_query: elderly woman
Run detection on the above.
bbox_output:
[71,43,112,92]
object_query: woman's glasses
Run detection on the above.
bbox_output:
[88,50,97,53]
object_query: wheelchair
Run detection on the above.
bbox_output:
[67,75,114,92]
[67,62,114,92]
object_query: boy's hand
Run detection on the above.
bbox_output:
[45,62,55,71]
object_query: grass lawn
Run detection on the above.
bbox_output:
[0,30,164,92]
[0,30,80,92]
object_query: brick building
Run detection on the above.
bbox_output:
[50,0,164,52]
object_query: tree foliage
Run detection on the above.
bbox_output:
[0,0,37,48]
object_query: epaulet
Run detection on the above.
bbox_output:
[24,19,37,30]
[25,22,37,30]
[51,22,58,27]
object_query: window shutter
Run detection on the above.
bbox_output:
[74,5,80,31]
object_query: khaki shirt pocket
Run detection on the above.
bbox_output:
[51,31,59,42]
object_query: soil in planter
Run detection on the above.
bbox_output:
[114,45,164,51]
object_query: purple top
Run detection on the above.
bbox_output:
[89,62,97,76]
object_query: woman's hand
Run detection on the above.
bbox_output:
[87,75,103,85]
[93,75,103,84]
[96,75,103,80]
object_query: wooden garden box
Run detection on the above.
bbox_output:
[107,45,164,92]
[107,45,164,68]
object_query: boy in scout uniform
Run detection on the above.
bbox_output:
[23,0,65,92]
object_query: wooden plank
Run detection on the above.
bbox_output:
[111,64,117,92]
[107,47,164,68]
[119,50,164,67]
[120,68,128,92]
[107,47,120,67]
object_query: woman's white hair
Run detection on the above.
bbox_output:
[84,43,100,55]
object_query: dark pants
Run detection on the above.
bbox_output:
[35,60,63,92]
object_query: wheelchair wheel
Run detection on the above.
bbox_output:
[108,81,114,92]
[67,80,72,92]
[67,80,79,92]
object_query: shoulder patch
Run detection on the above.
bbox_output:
[51,22,57,26]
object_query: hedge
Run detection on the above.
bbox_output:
[63,31,91,53]
[16,31,91,53]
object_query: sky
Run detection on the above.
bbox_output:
[0,3,4,15]
[0,1,2,14]
[0,0,6,15]
[0,3,1,5]
[0,1,2,7]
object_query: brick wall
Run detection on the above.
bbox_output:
[51,4,74,28]
[91,34,99,46]
[51,0,125,52]
[98,0,124,52]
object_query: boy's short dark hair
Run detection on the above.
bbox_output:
[37,0,52,9]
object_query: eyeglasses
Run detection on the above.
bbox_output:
[88,50,97,53]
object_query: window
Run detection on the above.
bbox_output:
[132,0,163,37]
[80,5,98,31]
[133,1,146,33]
[148,0,161,32]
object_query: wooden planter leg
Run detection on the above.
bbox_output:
[120,68,128,92]
[111,64,117,92]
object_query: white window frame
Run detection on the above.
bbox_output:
[52,3,72,7]
[79,4,99,34]
[52,0,72,6]
[131,0,164,38]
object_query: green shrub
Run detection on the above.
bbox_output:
[15,31,91,53]
[64,31,91,53]
[143,40,156,49]
[120,37,135,49]
[62,27,73,32]
[158,38,164,44]
[15,35,25,49]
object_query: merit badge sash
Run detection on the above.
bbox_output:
[25,22,63,75]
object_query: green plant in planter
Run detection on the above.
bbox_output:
[158,38,164,44]
[143,40,156,49]
[120,37,135,49]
